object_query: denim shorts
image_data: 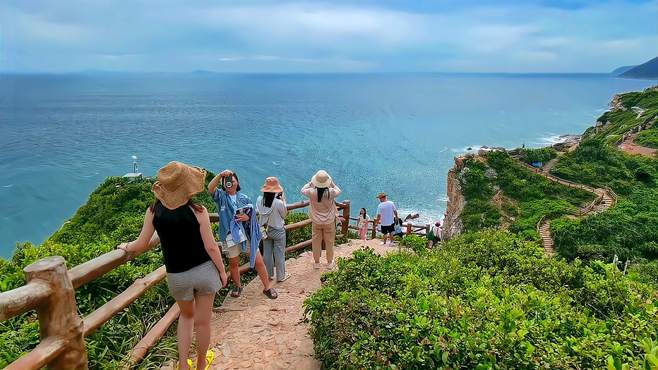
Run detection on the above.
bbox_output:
[166,261,220,301]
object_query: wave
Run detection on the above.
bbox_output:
[450,145,484,153]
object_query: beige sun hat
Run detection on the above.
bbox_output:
[261,177,284,193]
[152,161,206,209]
[311,170,332,188]
[377,192,387,199]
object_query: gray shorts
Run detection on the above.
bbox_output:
[166,261,220,301]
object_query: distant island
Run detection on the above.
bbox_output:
[616,56,658,79]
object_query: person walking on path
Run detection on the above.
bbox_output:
[256,177,291,282]
[120,161,228,370]
[357,208,370,246]
[301,170,342,270]
[208,169,277,299]
[375,192,398,246]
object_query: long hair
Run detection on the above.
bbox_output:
[360,207,367,220]
[263,192,276,207]
[150,199,203,215]
[317,187,328,202]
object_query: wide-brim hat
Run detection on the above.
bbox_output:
[377,192,387,199]
[152,161,206,209]
[261,176,284,193]
[311,170,332,188]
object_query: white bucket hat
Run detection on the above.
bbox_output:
[311,170,332,188]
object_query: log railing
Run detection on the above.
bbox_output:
[0,199,350,370]
[347,217,430,239]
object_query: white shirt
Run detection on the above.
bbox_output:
[377,201,397,226]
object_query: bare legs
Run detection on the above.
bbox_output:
[175,294,214,369]
[176,299,195,370]
[229,252,271,290]
[194,294,214,370]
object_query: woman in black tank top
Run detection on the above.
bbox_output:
[119,162,227,370]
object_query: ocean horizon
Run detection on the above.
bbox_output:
[0,72,655,257]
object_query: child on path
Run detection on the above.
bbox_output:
[357,208,370,246]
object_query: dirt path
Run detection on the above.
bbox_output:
[160,238,391,370]
[518,161,616,257]
[619,133,657,158]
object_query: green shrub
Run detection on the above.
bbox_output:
[305,230,658,369]
[400,234,428,254]
[635,128,658,149]
[519,147,557,165]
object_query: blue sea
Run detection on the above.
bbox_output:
[0,73,654,257]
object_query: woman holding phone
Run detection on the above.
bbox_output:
[256,177,290,282]
[301,170,342,270]
[208,169,277,299]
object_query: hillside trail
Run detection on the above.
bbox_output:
[517,159,616,257]
[618,133,657,158]
[161,238,391,370]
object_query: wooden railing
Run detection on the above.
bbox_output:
[347,217,430,239]
[0,200,351,370]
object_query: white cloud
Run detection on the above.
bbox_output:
[1,0,656,72]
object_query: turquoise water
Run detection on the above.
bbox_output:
[0,73,654,257]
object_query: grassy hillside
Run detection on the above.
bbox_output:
[458,150,593,239]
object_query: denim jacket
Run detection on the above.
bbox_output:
[212,189,262,268]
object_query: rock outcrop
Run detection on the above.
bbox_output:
[441,156,467,240]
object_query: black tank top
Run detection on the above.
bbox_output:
[152,202,211,273]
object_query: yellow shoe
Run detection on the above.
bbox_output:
[204,350,215,370]
[187,358,196,370]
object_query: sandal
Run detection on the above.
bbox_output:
[230,286,242,298]
[203,350,215,370]
[263,288,278,299]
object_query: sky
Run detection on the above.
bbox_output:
[0,0,656,73]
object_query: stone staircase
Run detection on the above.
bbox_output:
[538,221,555,257]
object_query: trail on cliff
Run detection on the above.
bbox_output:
[517,160,617,257]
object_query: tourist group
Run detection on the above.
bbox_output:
[116,161,430,369]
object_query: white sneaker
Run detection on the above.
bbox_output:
[314,262,321,269]
[379,241,386,245]
[326,260,336,270]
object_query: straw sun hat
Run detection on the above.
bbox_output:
[377,192,387,199]
[152,161,206,209]
[311,170,332,188]
[261,177,284,193]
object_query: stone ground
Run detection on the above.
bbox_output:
[162,238,391,370]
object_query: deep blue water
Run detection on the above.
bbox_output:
[0,73,654,257]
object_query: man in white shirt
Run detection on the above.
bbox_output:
[375,192,398,246]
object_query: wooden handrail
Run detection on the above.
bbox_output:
[82,266,167,337]
[1,196,350,369]
[4,337,68,370]
[70,234,160,289]
[0,281,52,321]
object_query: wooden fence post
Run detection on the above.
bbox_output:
[341,200,351,237]
[24,256,88,370]
[371,220,377,240]
[425,224,430,236]
[406,223,412,235]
